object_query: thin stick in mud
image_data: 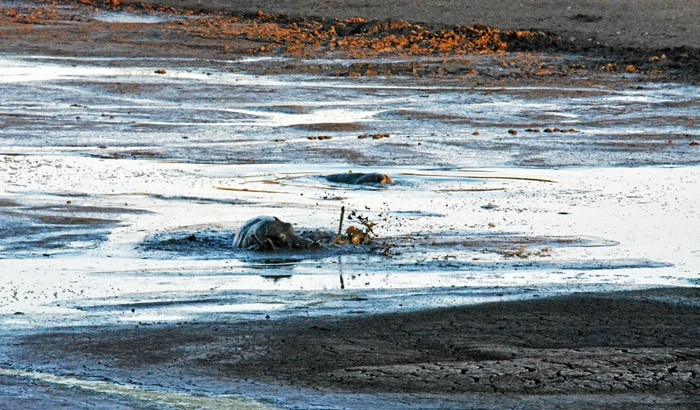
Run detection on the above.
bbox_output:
[337,206,345,237]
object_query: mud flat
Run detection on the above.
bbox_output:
[8,288,700,409]
[0,0,699,409]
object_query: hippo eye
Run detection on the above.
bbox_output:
[278,233,286,242]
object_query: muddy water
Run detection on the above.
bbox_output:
[1,54,699,407]
[1,53,698,323]
[2,55,699,167]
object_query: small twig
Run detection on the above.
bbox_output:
[337,206,346,237]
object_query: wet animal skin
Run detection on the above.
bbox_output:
[325,172,393,185]
[233,216,312,251]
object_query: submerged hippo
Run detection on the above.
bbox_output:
[325,172,393,185]
[233,216,313,251]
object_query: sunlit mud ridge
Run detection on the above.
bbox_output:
[177,14,514,58]
[2,0,513,57]
[0,368,272,410]
[1,0,698,81]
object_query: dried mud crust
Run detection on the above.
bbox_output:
[20,289,700,399]
[0,1,698,82]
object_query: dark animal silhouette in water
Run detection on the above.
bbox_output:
[325,172,393,185]
[233,216,313,251]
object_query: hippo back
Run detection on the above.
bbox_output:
[233,216,277,248]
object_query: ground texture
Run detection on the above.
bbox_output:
[17,289,700,407]
[2,1,699,408]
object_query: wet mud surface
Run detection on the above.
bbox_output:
[2,54,698,168]
[0,200,146,257]
[0,0,699,408]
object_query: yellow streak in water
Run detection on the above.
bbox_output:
[0,368,275,410]
[216,187,289,194]
[399,172,556,183]
[433,187,507,192]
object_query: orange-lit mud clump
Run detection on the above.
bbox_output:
[177,12,512,58]
[2,0,697,81]
[0,0,537,60]
[3,6,61,23]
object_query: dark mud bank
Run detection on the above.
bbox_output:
[15,288,700,407]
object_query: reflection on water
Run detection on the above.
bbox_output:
[91,11,181,24]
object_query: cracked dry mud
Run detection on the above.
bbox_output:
[17,289,700,407]
[331,349,699,395]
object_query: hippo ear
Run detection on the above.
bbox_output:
[273,217,281,222]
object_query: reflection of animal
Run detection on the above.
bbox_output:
[233,216,313,251]
[325,172,392,185]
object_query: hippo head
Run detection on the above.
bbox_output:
[260,217,300,249]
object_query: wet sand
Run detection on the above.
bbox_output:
[14,288,700,408]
